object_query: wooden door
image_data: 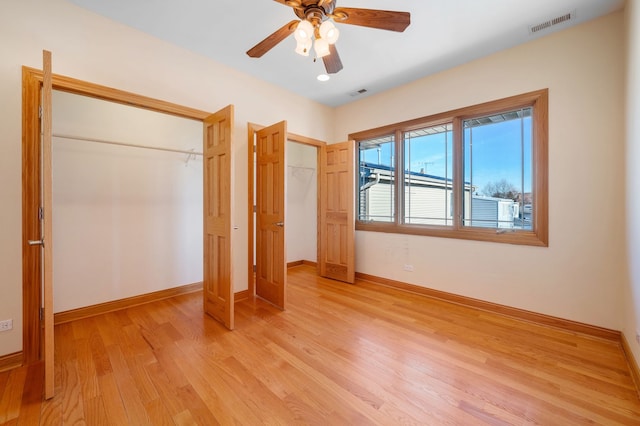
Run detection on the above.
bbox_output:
[255,121,287,309]
[203,105,234,330]
[36,50,55,399]
[319,141,355,283]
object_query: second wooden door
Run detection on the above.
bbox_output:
[255,121,287,309]
[319,141,355,283]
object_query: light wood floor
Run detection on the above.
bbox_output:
[2,265,640,425]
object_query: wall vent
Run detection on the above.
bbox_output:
[529,10,575,34]
[349,88,368,97]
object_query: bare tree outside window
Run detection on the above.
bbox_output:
[481,179,519,200]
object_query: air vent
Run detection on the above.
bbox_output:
[349,88,368,97]
[529,10,575,34]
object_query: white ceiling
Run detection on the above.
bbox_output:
[68,0,624,107]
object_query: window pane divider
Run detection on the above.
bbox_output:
[452,117,463,231]
[394,129,403,226]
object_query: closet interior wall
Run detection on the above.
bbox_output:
[285,141,317,264]
[51,90,203,313]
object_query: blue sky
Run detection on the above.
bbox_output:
[360,115,532,194]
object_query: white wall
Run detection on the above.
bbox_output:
[286,142,317,263]
[624,1,640,364]
[0,0,333,357]
[334,12,627,331]
[52,90,203,313]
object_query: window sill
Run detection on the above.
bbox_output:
[355,222,548,247]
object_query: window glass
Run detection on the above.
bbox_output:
[403,124,453,226]
[358,135,395,222]
[463,108,532,230]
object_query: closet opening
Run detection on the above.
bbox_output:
[285,141,318,268]
[246,123,326,304]
[51,89,203,317]
[21,66,226,366]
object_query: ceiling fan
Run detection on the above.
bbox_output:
[246,0,410,75]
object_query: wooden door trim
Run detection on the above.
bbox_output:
[246,123,326,297]
[22,67,214,365]
[21,67,210,120]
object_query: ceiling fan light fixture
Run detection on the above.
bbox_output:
[294,19,314,42]
[319,20,340,44]
[314,37,330,58]
[247,1,410,76]
[295,38,312,56]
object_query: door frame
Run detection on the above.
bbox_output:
[22,67,212,364]
[246,123,326,296]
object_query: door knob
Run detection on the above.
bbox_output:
[274,222,284,227]
[28,239,44,246]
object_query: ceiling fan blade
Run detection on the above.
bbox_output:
[273,0,304,11]
[322,44,343,74]
[332,8,410,32]
[247,20,299,58]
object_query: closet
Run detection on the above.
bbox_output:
[51,90,203,313]
[286,141,318,264]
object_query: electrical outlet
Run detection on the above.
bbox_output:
[0,319,13,332]
[403,264,414,272]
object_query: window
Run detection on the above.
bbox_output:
[352,90,548,246]
[358,135,395,222]
[404,123,453,226]
[463,108,532,230]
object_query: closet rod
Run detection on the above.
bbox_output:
[51,133,203,156]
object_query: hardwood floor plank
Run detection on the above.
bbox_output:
[144,352,222,425]
[39,389,62,425]
[174,384,221,426]
[175,342,266,424]
[143,361,186,419]
[0,366,27,424]
[2,265,639,424]
[88,325,112,378]
[75,337,100,402]
[265,341,392,424]
[59,360,85,425]
[143,398,174,426]
[16,362,44,426]
[96,373,129,426]
[104,345,151,425]
[83,396,109,426]
[169,343,247,425]
[55,322,77,364]
[0,372,10,397]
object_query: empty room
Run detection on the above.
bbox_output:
[2,0,640,424]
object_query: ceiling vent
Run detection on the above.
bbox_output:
[349,88,368,97]
[529,10,575,35]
